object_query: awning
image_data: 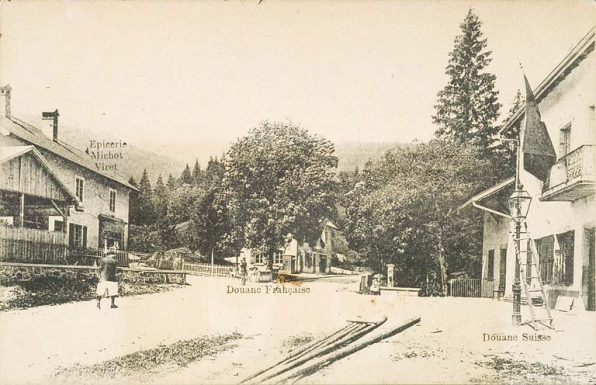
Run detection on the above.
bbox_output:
[459,177,515,218]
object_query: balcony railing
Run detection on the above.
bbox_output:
[541,144,594,201]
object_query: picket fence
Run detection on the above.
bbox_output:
[0,226,68,264]
[183,262,230,278]
[448,278,482,298]
[330,266,359,275]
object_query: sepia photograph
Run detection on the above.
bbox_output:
[0,1,595,384]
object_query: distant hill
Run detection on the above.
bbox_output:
[15,113,416,182]
[16,114,186,183]
[334,141,416,173]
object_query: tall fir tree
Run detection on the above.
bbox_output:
[192,159,203,186]
[433,9,501,152]
[166,174,177,191]
[153,174,168,219]
[180,164,193,186]
[137,169,156,225]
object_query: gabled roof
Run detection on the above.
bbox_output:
[459,177,515,211]
[1,116,137,191]
[0,145,80,204]
[499,27,595,135]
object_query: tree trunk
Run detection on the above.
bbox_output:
[437,234,447,296]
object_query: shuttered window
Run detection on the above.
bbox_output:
[559,123,571,158]
[556,231,574,286]
[487,250,495,280]
[69,223,88,249]
[537,236,554,284]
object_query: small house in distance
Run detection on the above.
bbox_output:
[281,221,344,275]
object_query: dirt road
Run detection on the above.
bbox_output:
[1,275,594,384]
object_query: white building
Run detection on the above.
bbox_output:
[461,28,595,311]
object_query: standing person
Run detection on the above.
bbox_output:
[240,257,248,286]
[97,249,119,309]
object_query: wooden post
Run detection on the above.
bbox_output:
[387,264,395,287]
[19,193,24,227]
[211,247,214,276]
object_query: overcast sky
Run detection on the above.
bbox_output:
[1,0,594,165]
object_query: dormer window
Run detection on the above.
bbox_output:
[75,176,85,203]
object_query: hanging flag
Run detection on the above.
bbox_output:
[522,74,557,181]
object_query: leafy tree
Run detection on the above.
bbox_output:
[204,156,225,188]
[179,164,193,186]
[344,140,489,294]
[433,9,501,153]
[223,121,338,269]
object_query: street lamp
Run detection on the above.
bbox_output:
[508,184,532,326]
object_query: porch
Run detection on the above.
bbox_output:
[0,146,78,264]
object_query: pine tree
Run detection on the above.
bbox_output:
[137,169,156,225]
[433,9,501,152]
[180,164,193,186]
[192,159,202,186]
[153,174,168,219]
[492,88,524,180]
[166,174,177,191]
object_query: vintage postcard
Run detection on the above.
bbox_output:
[0,1,595,384]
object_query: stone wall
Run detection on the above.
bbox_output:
[0,262,98,285]
[0,262,186,286]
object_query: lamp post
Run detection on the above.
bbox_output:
[508,186,532,326]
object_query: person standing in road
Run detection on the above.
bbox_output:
[240,257,248,285]
[97,249,119,309]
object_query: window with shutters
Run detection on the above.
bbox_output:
[537,236,555,284]
[559,123,571,158]
[69,223,87,249]
[556,231,574,286]
[487,250,495,280]
[526,240,533,285]
[109,189,117,212]
[75,176,85,203]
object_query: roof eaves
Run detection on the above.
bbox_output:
[459,177,515,212]
[499,27,595,136]
[0,145,80,205]
[4,116,138,192]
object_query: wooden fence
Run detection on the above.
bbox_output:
[0,226,68,264]
[183,262,230,278]
[67,248,130,267]
[448,278,482,298]
[330,266,359,275]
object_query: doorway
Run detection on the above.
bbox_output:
[582,228,595,311]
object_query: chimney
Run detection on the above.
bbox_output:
[41,109,60,141]
[0,85,11,118]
